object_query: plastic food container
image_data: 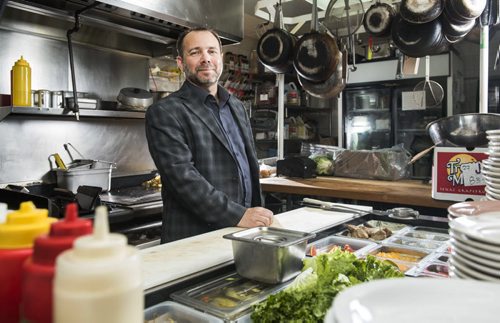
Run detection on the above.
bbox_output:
[385,236,443,251]
[306,235,377,257]
[223,227,315,284]
[171,272,287,321]
[364,220,409,233]
[411,226,449,235]
[402,231,449,242]
[144,301,221,323]
[368,245,430,273]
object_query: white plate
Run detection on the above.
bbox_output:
[450,213,500,246]
[450,231,500,254]
[485,184,500,194]
[485,187,500,200]
[449,257,499,282]
[450,237,500,262]
[486,130,500,136]
[485,179,500,189]
[326,278,500,323]
[451,251,500,278]
[482,168,500,179]
[482,162,500,174]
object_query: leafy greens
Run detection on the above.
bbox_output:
[251,249,404,322]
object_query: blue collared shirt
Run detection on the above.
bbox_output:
[204,87,252,207]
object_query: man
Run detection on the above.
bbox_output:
[145,27,273,243]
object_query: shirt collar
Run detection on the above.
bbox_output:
[184,80,231,107]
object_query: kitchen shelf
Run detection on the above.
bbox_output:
[254,104,333,112]
[0,106,146,121]
[255,138,315,143]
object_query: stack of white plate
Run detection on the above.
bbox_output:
[449,213,500,281]
[325,278,500,323]
[483,129,500,200]
[447,200,500,221]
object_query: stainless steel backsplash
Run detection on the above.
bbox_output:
[0,29,156,185]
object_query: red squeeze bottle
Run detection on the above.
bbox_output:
[21,203,92,323]
[0,202,56,323]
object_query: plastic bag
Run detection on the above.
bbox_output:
[333,144,412,181]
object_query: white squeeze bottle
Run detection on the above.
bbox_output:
[54,206,143,323]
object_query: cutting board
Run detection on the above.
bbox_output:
[141,227,240,291]
[141,205,371,291]
[272,205,371,233]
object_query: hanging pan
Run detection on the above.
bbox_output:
[293,0,340,82]
[298,47,347,99]
[256,3,297,74]
[400,0,444,24]
[363,1,396,37]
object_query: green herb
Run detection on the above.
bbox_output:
[251,250,403,322]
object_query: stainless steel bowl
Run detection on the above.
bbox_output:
[223,227,315,284]
[426,113,500,147]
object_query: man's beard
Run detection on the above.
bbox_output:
[183,63,221,87]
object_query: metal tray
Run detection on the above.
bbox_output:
[171,272,288,320]
[367,245,430,273]
[144,301,222,323]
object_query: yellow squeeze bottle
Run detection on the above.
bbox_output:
[11,56,32,107]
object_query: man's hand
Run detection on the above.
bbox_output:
[237,207,274,227]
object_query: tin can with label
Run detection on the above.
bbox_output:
[51,91,63,109]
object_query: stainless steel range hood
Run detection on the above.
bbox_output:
[1,0,244,56]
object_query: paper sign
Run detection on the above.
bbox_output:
[402,91,425,110]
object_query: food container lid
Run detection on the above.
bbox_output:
[223,227,315,247]
[171,272,288,320]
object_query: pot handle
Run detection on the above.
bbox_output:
[274,3,284,29]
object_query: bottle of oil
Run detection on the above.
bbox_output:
[11,56,32,107]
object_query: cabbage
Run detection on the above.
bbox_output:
[312,155,334,175]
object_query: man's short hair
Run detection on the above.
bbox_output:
[176,27,223,58]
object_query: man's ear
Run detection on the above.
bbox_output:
[176,56,184,72]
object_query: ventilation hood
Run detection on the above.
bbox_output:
[1,0,244,57]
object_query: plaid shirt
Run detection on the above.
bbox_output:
[145,81,262,243]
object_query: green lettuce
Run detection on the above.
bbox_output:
[251,250,403,323]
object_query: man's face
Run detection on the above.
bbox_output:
[178,31,223,89]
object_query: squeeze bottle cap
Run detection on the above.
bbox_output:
[14,56,30,67]
[72,205,127,259]
[33,203,93,265]
[0,201,56,249]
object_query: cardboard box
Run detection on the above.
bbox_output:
[432,147,488,201]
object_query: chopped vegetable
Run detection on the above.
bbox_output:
[251,249,404,322]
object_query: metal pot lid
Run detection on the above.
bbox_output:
[117,87,154,108]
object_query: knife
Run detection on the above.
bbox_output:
[302,198,389,216]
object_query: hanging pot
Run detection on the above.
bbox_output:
[363,1,396,37]
[400,0,444,24]
[298,49,347,99]
[391,14,445,57]
[449,0,487,21]
[293,0,340,82]
[441,8,476,43]
[256,3,296,74]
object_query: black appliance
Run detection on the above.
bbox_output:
[277,156,317,178]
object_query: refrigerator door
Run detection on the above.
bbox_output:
[344,87,392,150]
[393,77,447,179]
